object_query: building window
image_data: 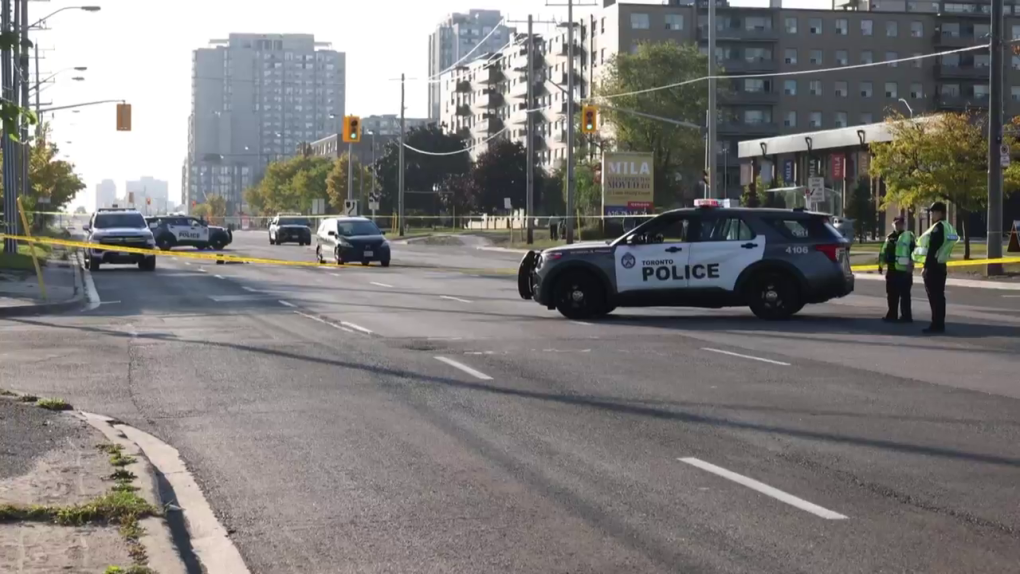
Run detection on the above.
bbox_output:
[809,18,822,34]
[835,19,848,35]
[785,17,797,34]
[835,50,848,66]
[861,50,874,64]
[809,80,822,96]
[745,16,771,31]
[913,52,923,68]
[744,110,770,125]
[861,20,874,36]
[1012,87,1020,102]
[810,50,823,65]
[974,84,990,98]
[886,51,899,67]
[784,48,797,64]
[745,78,766,92]
[861,81,873,97]
[784,79,797,95]
[835,81,848,97]
[630,13,650,30]
[835,112,848,128]
[665,14,683,30]
[810,112,822,128]
[784,111,797,127]
[886,21,898,37]
[885,82,898,98]
[911,83,924,98]
[860,113,874,124]
[910,21,924,37]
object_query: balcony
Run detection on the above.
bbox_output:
[933,93,989,110]
[934,64,990,80]
[478,66,505,84]
[717,121,780,137]
[931,31,985,48]
[556,41,584,56]
[473,89,504,109]
[455,104,472,116]
[698,25,779,42]
[935,5,992,18]
[472,114,504,134]
[718,58,778,74]
[455,80,472,93]
[720,89,780,105]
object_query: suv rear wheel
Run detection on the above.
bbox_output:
[747,271,801,320]
[554,270,608,320]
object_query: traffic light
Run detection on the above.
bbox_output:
[702,170,709,186]
[580,105,598,134]
[116,103,132,131]
[342,115,361,143]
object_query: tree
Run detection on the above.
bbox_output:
[441,172,480,216]
[472,140,528,213]
[374,124,470,214]
[0,124,85,214]
[845,179,878,243]
[598,42,709,208]
[206,195,227,217]
[325,154,373,212]
[869,112,1017,259]
[244,156,332,215]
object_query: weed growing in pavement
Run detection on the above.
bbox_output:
[0,388,14,396]
[17,394,38,402]
[36,397,72,411]
[0,490,157,526]
[110,469,137,482]
[105,566,156,574]
[100,444,138,468]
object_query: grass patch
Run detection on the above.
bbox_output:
[105,566,156,574]
[0,389,15,396]
[17,394,38,403]
[0,252,38,270]
[109,468,137,482]
[53,490,157,526]
[36,397,72,411]
[17,243,52,258]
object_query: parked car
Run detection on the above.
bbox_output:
[146,216,233,251]
[314,217,391,266]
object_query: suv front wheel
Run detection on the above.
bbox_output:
[554,270,608,320]
[747,271,801,320]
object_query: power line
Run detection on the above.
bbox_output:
[403,126,512,156]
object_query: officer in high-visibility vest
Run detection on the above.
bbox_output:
[912,201,959,334]
[878,215,915,323]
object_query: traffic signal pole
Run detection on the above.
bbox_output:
[707,0,718,199]
[565,0,575,244]
[526,15,535,245]
[986,0,1004,275]
[398,73,406,237]
[2,0,18,254]
[347,142,353,203]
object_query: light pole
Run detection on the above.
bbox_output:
[28,5,100,30]
[897,98,914,117]
[30,66,86,93]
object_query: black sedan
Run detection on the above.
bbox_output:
[314,217,391,267]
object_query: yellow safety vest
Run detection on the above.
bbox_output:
[912,220,959,264]
[881,230,915,272]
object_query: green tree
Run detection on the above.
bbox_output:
[374,124,470,214]
[598,41,709,208]
[325,154,373,212]
[472,140,528,213]
[0,125,85,214]
[870,112,1018,259]
[206,195,227,217]
[244,156,332,215]
[845,179,877,242]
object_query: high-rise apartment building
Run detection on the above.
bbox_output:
[428,10,515,121]
[444,0,1020,197]
[95,179,117,210]
[185,33,346,214]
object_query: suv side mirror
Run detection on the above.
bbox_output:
[380,230,386,235]
[327,230,336,237]
[82,224,91,232]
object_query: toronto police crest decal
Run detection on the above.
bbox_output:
[621,252,636,269]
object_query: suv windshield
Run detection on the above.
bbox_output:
[94,213,146,229]
[337,220,381,236]
[279,217,310,227]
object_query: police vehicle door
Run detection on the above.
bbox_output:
[615,213,694,296]
[170,218,209,244]
[689,214,764,291]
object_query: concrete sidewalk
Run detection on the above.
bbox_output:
[0,254,85,317]
[0,395,187,574]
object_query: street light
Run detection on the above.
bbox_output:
[897,98,914,117]
[29,6,101,30]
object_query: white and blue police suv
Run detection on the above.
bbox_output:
[518,200,854,320]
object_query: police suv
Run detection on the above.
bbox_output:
[146,215,233,251]
[269,213,313,246]
[83,208,157,272]
[518,200,854,320]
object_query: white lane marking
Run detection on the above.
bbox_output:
[278,300,296,308]
[184,261,192,265]
[295,311,354,333]
[340,321,373,335]
[435,356,493,380]
[207,295,266,302]
[370,281,394,288]
[214,274,225,280]
[197,268,208,273]
[701,347,790,366]
[440,295,473,304]
[99,300,122,305]
[570,321,594,327]
[242,286,260,293]
[679,457,848,520]
[1003,295,1020,298]
[330,273,341,277]
[82,263,101,312]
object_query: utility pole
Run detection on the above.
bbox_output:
[347,142,353,202]
[986,0,1004,275]
[2,0,18,254]
[565,0,575,244]
[707,0,718,199]
[398,72,405,237]
[19,0,28,205]
[526,15,535,245]
[33,41,38,119]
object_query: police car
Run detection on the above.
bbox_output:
[518,199,854,320]
[82,208,157,272]
[146,216,233,251]
[269,213,312,246]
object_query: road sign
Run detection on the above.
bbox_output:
[807,177,825,201]
[343,199,359,216]
[368,201,380,211]
[504,197,512,210]
[1001,143,1011,167]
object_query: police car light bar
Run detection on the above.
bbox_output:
[694,199,721,208]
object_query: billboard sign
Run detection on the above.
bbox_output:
[602,152,654,215]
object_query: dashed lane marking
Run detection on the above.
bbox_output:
[440,295,472,304]
[214,274,225,279]
[370,281,394,288]
[701,347,790,366]
[570,321,594,327]
[294,311,354,333]
[435,356,493,381]
[678,457,848,520]
[242,286,260,293]
[278,300,296,308]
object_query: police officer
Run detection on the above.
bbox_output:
[549,215,560,241]
[912,201,959,334]
[878,216,915,323]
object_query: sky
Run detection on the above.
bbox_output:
[39,0,823,211]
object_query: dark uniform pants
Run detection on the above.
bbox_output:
[885,269,913,320]
[923,265,947,328]
[549,222,559,240]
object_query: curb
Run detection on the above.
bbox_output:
[854,272,1020,290]
[475,246,531,254]
[0,256,87,318]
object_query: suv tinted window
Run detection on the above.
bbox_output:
[279,217,310,227]
[700,216,755,241]
[337,220,381,236]
[763,216,842,242]
[94,213,146,229]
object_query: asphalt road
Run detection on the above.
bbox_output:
[1,230,1018,573]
